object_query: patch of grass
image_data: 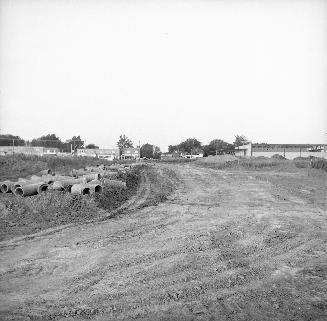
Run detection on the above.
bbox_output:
[140,166,179,207]
[0,191,99,240]
[196,156,293,170]
[238,157,284,168]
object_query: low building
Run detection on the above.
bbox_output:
[234,143,252,157]
[121,148,140,160]
[76,148,98,157]
[182,153,204,159]
[43,148,60,155]
[97,148,119,161]
[0,146,58,156]
[235,143,327,159]
[161,153,173,160]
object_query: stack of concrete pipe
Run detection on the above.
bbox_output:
[0,178,49,197]
[0,163,133,197]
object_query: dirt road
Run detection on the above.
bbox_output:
[0,164,326,320]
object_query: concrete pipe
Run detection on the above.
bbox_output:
[70,169,87,177]
[37,183,49,193]
[52,181,65,191]
[71,184,91,195]
[30,175,42,181]
[38,169,52,175]
[102,172,117,179]
[13,182,48,197]
[89,179,102,184]
[12,179,36,191]
[42,175,70,184]
[0,181,15,193]
[52,178,85,191]
[61,178,86,186]
[82,173,101,182]
[86,183,103,194]
[102,179,127,189]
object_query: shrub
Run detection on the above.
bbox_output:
[93,185,129,211]
[94,165,142,211]
[238,158,281,168]
[293,157,310,168]
[271,154,286,160]
[310,157,327,171]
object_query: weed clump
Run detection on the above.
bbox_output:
[293,157,310,168]
[94,166,143,211]
[271,154,286,160]
[310,157,327,171]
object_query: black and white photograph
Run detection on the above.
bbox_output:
[0,0,326,320]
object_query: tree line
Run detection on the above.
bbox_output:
[0,133,250,158]
[168,135,250,156]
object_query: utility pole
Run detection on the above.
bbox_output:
[138,140,141,161]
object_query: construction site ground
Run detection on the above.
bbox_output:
[0,162,326,320]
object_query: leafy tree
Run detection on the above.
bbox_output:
[0,134,25,146]
[168,144,179,153]
[233,135,250,147]
[140,143,161,159]
[153,146,161,159]
[117,134,133,155]
[204,139,234,156]
[31,134,63,148]
[179,138,202,154]
[140,143,153,159]
[85,144,99,149]
[67,136,84,151]
[168,138,202,154]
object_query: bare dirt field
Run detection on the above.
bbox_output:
[0,162,326,320]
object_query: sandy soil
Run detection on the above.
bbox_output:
[0,163,326,320]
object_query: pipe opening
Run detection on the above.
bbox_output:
[39,185,48,192]
[94,185,102,193]
[82,187,90,195]
[13,184,21,190]
[14,188,24,196]
[0,184,8,193]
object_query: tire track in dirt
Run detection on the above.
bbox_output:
[0,163,326,321]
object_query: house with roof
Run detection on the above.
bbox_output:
[120,148,140,160]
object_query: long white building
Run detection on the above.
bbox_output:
[235,143,327,159]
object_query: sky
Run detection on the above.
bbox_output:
[0,0,326,151]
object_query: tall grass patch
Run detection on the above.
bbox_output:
[310,157,327,171]
[94,165,143,211]
[0,191,99,240]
